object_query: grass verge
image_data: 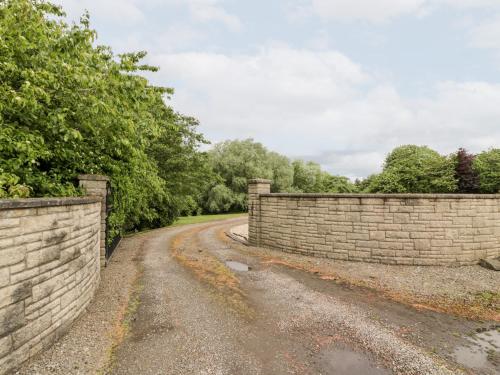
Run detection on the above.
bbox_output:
[171,213,247,227]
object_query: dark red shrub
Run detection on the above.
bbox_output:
[455,148,480,193]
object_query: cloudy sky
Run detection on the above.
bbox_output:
[56,0,500,179]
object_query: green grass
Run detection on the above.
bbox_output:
[124,212,247,238]
[171,212,247,226]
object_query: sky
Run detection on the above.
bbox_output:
[55,0,500,179]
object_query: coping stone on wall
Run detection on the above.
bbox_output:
[248,179,272,184]
[77,174,110,181]
[260,193,500,199]
[0,196,101,209]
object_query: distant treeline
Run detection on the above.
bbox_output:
[194,139,356,214]
[357,145,500,195]
[193,141,500,215]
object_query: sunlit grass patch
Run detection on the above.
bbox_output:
[171,213,247,226]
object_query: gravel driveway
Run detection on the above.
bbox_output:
[15,217,499,375]
[106,217,498,375]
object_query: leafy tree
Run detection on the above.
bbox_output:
[203,139,294,212]
[291,160,356,193]
[454,148,479,193]
[365,145,457,193]
[202,139,359,213]
[203,184,236,213]
[320,173,358,193]
[0,0,207,237]
[292,160,321,192]
[148,113,214,219]
[474,149,500,193]
[267,152,294,192]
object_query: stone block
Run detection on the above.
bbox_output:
[0,246,26,268]
[0,334,12,358]
[386,231,410,239]
[393,213,410,224]
[12,311,52,349]
[0,282,32,309]
[32,274,65,302]
[360,215,385,223]
[369,231,385,241]
[414,239,431,251]
[0,302,25,337]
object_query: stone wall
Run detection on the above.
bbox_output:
[0,197,101,373]
[248,180,500,266]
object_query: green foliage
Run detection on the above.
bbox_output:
[203,183,238,213]
[202,139,358,213]
[474,149,500,193]
[172,213,247,227]
[203,139,295,212]
[292,160,321,192]
[0,0,207,238]
[321,174,358,193]
[291,160,357,193]
[363,145,457,193]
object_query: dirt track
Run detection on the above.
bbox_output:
[104,217,498,375]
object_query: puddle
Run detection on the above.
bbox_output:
[453,327,500,370]
[319,347,390,375]
[225,260,250,272]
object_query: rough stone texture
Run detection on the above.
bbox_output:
[78,174,109,267]
[479,258,500,271]
[248,181,500,266]
[0,199,101,374]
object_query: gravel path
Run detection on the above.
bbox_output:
[231,222,499,314]
[108,217,498,374]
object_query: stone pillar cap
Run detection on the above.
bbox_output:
[248,179,272,184]
[78,174,110,181]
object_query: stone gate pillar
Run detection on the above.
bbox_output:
[248,179,271,246]
[78,174,109,267]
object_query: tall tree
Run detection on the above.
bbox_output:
[203,139,294,212]
[365,145,457,193]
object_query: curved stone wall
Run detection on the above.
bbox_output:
[0,197,101,373]
[248,180,500,266]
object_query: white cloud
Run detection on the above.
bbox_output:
[468,16,500,49]
[55,0,146,24]
[57,0,241,31]
[310,0,427,23]
[186,0,242,31]
[436,0,500,9]
[293,0,500,23]
[150,46,500,177]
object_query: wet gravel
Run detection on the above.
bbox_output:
[259,271,457,375]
